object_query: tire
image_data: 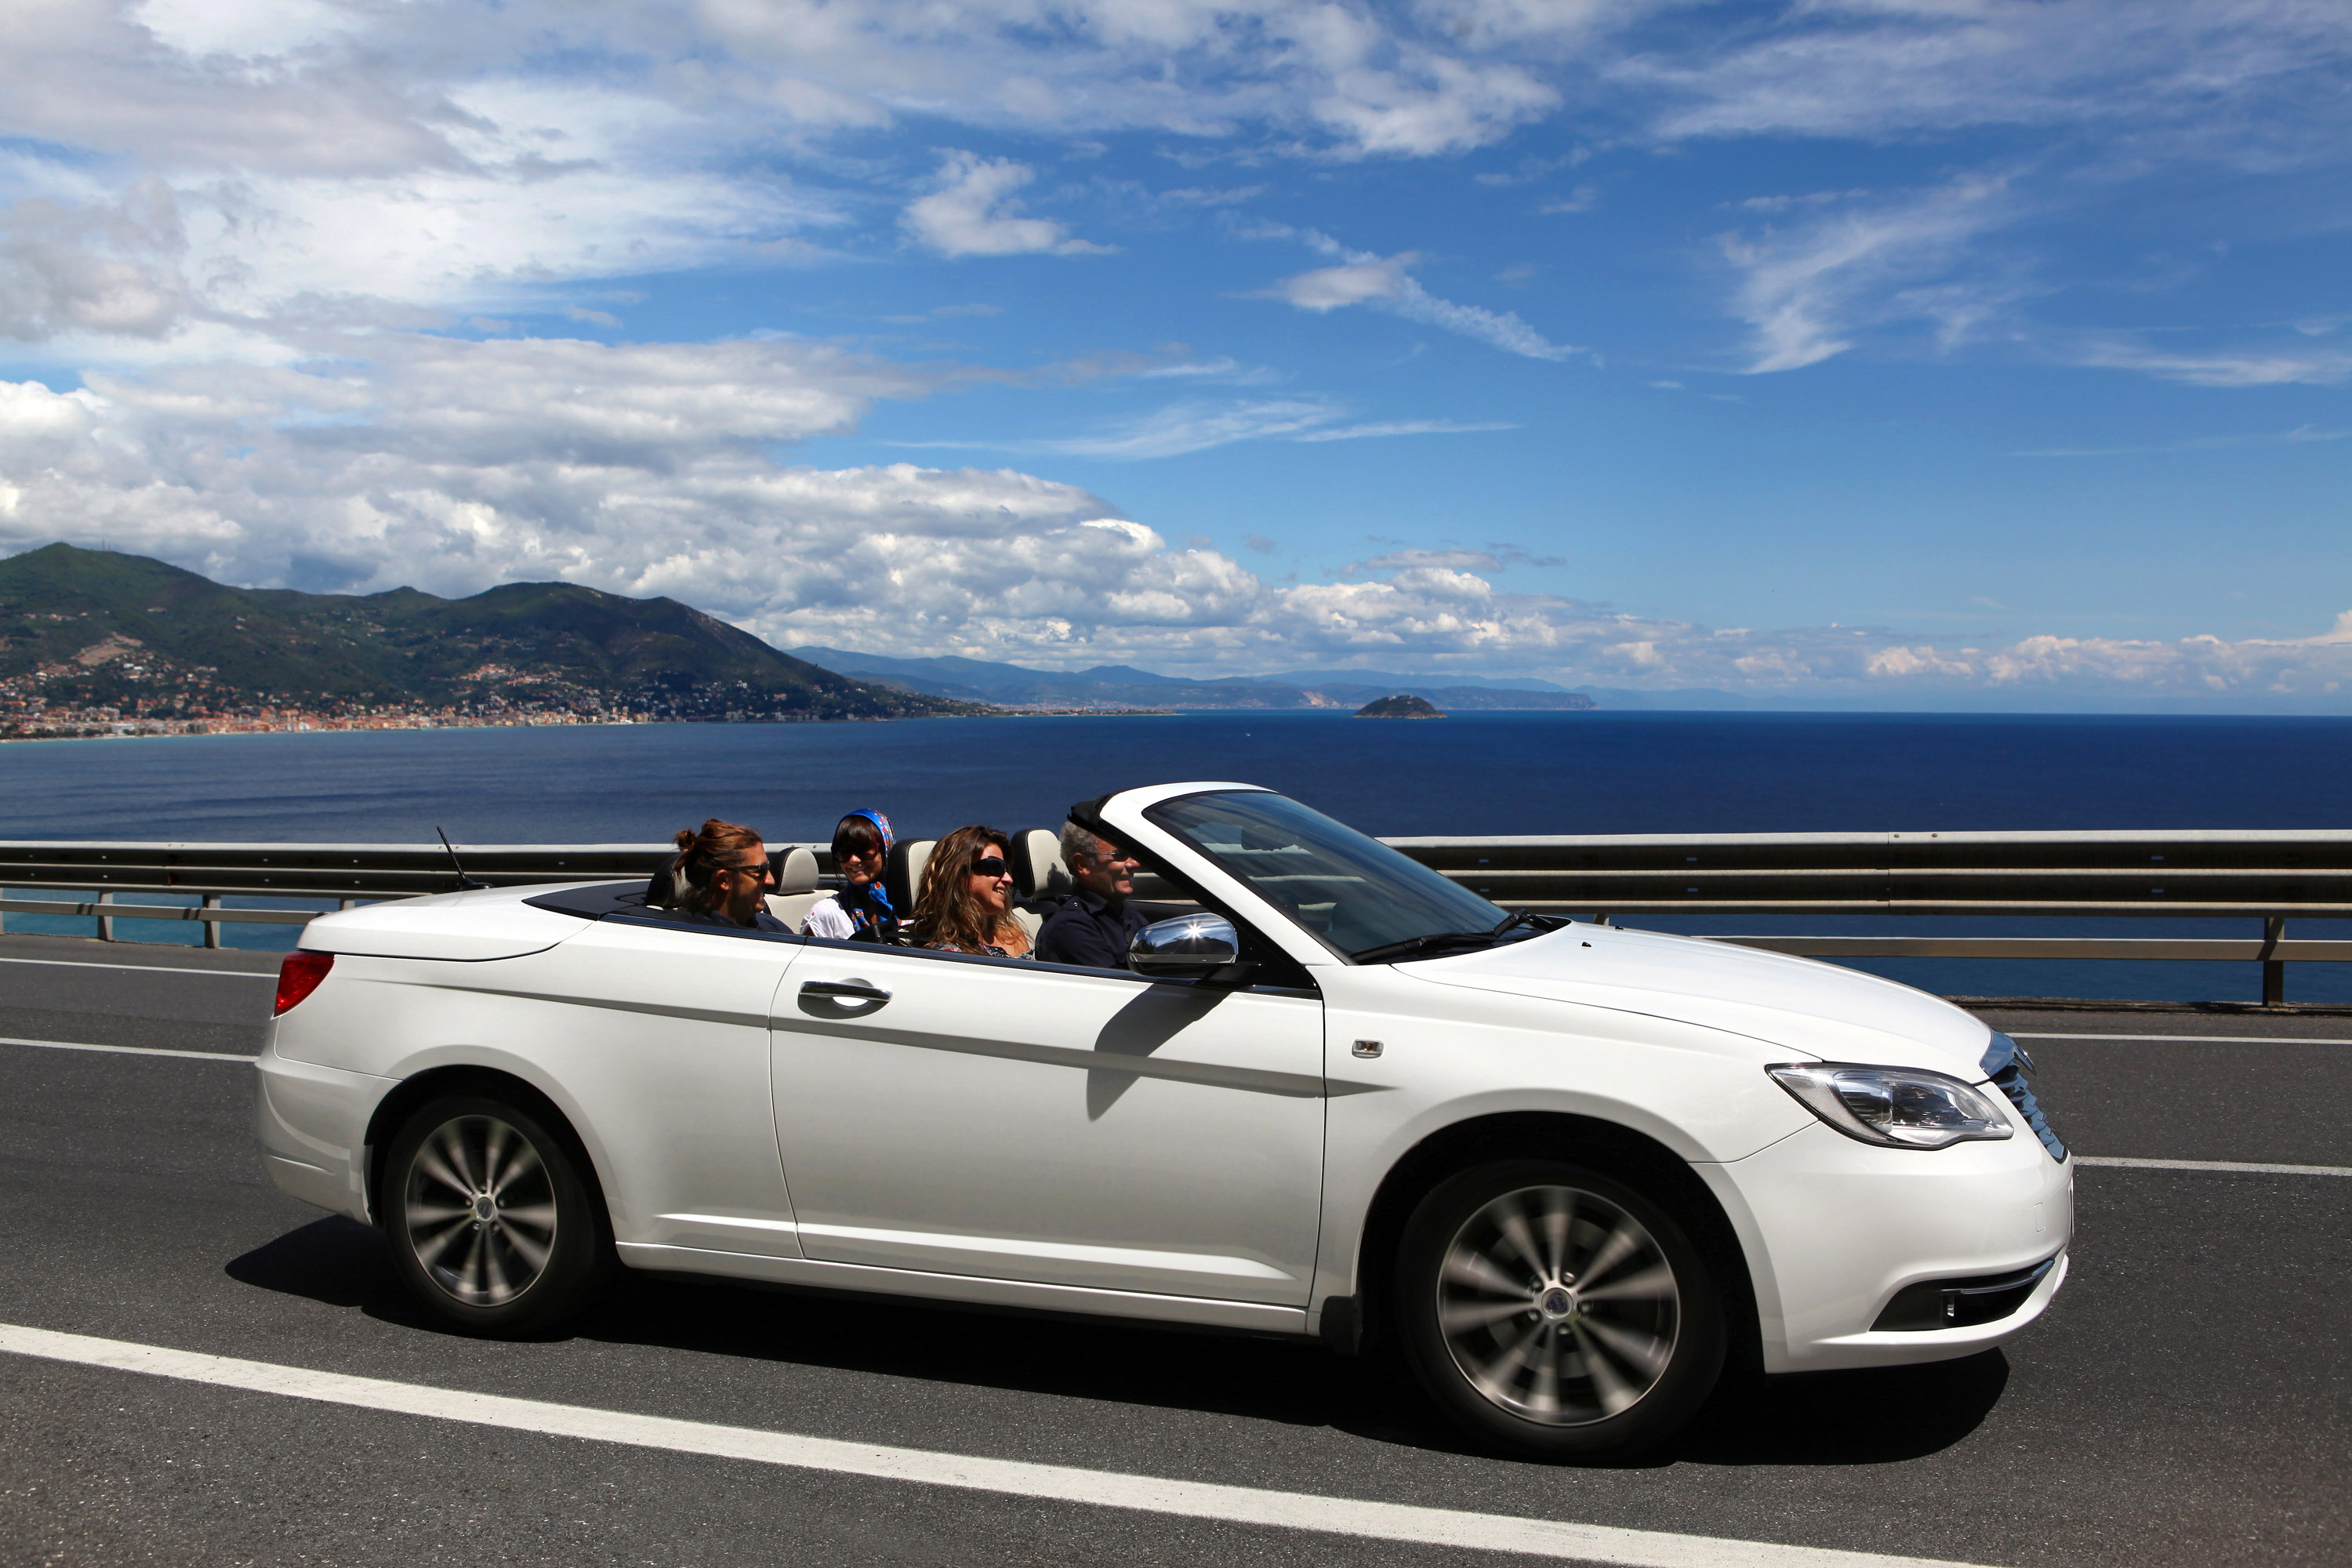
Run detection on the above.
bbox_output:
[1393,1160,1725,1461]
[383,1094,609,1336]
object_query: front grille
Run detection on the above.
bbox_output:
[1873,1258,2056,1331]
[1980,1033,2067,1162]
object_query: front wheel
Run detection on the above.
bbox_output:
[1393,1160,1724,1460]
[384,1094,608,1336]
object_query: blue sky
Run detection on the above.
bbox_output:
[0,0,2346,707]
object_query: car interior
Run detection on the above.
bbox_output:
[524,823,1215,971]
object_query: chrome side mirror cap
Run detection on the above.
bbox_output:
[1128,913,1248,980]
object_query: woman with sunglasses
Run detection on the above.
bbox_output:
[800,809,901,943]
[910,823,1033,959]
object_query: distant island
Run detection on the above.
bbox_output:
[789,645,1599,714]
[0,543,1602,740]
[1355,694,1446,718]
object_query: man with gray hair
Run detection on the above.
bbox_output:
[1035,820,1149,968]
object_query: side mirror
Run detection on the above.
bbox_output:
[1129,913,1250,981]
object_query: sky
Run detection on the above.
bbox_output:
[0,0,2347,710]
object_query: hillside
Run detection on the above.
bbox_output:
[0,544,982,734]
[789,645,1596,711]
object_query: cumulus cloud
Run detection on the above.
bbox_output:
[4,343,2348,705]
[902,152,1109,258]
[0,178,191,343]
[1257,232,1584,361]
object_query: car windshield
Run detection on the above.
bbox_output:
[1145,790,1507,960]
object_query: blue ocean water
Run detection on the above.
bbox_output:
[5,712,2347,1003]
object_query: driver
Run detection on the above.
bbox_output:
[1035,822,1149,968]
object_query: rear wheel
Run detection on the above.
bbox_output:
[384,1094,608,1336]
[1394,1160,1723,1460]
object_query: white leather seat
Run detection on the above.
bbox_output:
[887,839,935,916]
[1014,828,1073,901]
[764,845,830,929]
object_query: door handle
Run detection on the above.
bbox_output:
[800,978,891,1004]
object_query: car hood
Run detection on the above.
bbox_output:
[1401,923,1994,1078]
[299,885,586,962]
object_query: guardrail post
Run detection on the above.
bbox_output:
[201,894,222,949]
[2261,916,2286,1007]
[96,890,114,942]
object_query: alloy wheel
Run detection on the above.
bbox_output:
[1436,1182,1681,1426]
[401,1113,561,1307]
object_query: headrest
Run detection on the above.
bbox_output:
[887,838,935,913]
[773,845,820,895]
[1014,828,1072,899]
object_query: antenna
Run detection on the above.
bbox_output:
[436,826,489,891]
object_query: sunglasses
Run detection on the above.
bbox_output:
[967,856,1011,879]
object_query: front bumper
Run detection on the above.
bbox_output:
[1711,1119,2075,1374]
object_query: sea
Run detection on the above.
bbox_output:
[4,711,2348,1004]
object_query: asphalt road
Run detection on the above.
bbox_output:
[0,931,2345,1568]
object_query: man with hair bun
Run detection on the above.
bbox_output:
[1035,820,1148,968]
[662,818,787,932]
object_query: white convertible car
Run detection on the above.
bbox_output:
[256,782,2071,1459]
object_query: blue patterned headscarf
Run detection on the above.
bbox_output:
[834,809,898,935]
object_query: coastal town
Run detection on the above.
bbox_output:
[0,637,696,740]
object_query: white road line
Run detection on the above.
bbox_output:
[0,1323,1980,1568]
[0,1036,256,1063]
[2074,1156,2351,1178]
[0,954,274,979]
[2009,1032,2352,1046]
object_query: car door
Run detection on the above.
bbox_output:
[510,916,803,1258]
[770,942,1325,1308]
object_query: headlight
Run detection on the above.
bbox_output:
[1767,1063,2015,1150]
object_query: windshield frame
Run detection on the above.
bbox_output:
[1142,788,1508,964]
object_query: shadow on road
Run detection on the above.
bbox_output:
[228,1216,2005,1468]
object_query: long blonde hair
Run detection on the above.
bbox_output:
[913,824,1020,953]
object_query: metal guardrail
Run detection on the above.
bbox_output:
[1383,829,2352,1004]
[4,831,2347,1001]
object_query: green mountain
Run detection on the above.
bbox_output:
[0,543,983,725]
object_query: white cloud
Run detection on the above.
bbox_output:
[2063,337,2352,389]
[1268,255,1421,312]
[902,151,1109,258]
[5,346,2348,705]
[1294,417,1517,441]
[2013,424,2350,458]
[1258,232,1584,361]
[0,178,190,343]
[913,397,1515,459]
[1617,0,2352,164]
[1717,175,2020,372]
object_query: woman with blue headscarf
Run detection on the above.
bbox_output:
[800,809,902,943]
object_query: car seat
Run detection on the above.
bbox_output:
[764,845,828,929]
[886,838,935,918]
[1013,829,1073,902]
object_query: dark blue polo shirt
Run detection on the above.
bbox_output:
[1035,890,1149,970]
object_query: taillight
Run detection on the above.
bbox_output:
[274,950,335,1016]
